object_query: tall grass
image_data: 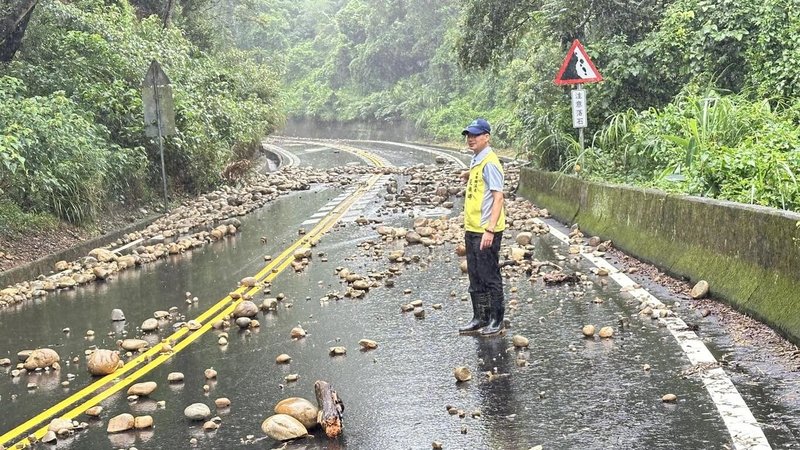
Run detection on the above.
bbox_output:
[586,90,800,210]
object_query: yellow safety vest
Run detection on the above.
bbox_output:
[464,151,506,233]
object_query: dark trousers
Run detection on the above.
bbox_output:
[465,231,503,294]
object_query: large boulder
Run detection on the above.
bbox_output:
[261,414,308,441]
[117,255,137,268]
[232,300,259,318]
[107,413,134,433]
[120,339,148,352]
[515,232,533,246]
[23,348,60,370]
[274,397,319,429]
[127,381,158,396]
[93,266,111,280]
[240,276,258,287]
[89,248,116,263]
[111,309,126,321]
[184,403,211,421]
[293,248,311,260]
[87,349,122,376]
[48,418,74,434]
[134,415,153,429]
[56,276,77,289]
[141,318,159,332]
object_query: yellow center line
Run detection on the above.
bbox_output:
[2,170,384,449]
[280,138,389,167]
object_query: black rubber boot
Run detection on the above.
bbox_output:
[458,292,490,333]
[480,291,506,336]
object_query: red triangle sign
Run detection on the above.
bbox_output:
[555,40,603,85]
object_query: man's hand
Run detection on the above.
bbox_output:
[480,231,494,250]
[460,170,469,182]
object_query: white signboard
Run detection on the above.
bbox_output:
[571,89,587,128]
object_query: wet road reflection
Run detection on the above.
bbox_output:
[1,141,793,449]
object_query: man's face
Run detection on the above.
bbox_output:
[466,132,490,153]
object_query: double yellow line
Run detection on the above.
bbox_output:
[2,169,385,449]
[279,138,390,168]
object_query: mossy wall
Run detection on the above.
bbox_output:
[518,169,800,345]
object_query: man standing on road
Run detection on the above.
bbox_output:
[458,118,507,336]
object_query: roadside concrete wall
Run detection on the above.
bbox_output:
[0,215,160,288]
[518,168,800,345]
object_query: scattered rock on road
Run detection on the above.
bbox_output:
[107,413,134,433]
[42,430,57,443]
[329,346,347,356]
[141,318,159,332]
[598,326,614,338]
[87,349,122,376]
[240,276,257,287]
[358,339,378,350]
[48,418,73,434]
[23,348,60,370]
[454,367,472,382]
[134,415,153,429]
[128,381,157,396]
[512,335,529,348]
[168,372,185,382]
[274,397,319,429]
[233,300,259,318]
[290,326,306,338]
[261,414,308,441]
[120,339,148,351]
[184,403,212,421]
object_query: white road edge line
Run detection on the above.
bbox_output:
[272,136,466,169]
[268,136,765,447]
[262,142,301,168]
[278,138,393,167]
[536,218,772,450]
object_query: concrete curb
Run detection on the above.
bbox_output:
[517,168,800,346]
[0,215,162,288]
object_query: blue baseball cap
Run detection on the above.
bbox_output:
[461,118,491,136]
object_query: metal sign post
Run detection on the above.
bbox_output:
[554,39,603,166]
[142,60,176,213]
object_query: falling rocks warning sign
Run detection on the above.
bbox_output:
[555,39,603,85]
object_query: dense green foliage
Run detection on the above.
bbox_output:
[2,0,800,237]
[226,0,517,144]
[0,0,282,230]
[248,0,800,211]
[592,91,800,209]
[451,0,800,211]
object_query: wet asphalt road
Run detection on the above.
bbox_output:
[0,139,798,449]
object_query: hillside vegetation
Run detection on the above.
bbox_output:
[0,0,282,232]
[268,0,800,211]
[1,0,799,240]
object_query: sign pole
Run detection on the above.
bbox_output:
[577,84,584,155]
[151,70,169,214]
[142,60,176,213]
[554,39,602,171]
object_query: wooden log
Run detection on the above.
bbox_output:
[314,380,344,438]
